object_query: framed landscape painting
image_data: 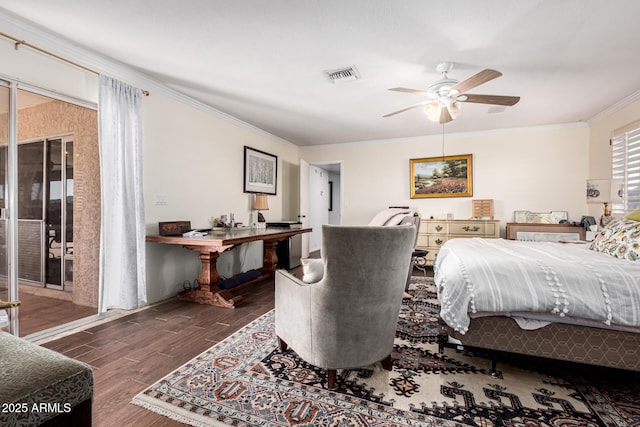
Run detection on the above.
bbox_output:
[243,146,278,195]
[410,154,473,198]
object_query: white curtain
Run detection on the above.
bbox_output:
[98,75,147,313]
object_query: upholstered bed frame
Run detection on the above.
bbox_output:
[440,316,640,372]
[434,215,640,374]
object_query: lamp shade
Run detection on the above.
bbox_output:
[424,102,440,122]
[254,194,269,210]
[424,100,461,122]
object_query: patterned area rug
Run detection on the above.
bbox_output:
[132,277,640,426]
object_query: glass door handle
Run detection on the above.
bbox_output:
[0,300,20,308]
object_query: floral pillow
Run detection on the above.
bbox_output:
[590,218,640,261]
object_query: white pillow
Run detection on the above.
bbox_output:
[301,258,324,283]
[368,208,412,225]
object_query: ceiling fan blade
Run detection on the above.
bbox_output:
[461,94,520,106]
[450,69,502,94]
[388,87,430,96]
[383,101,428,117]
[439,106,453,124]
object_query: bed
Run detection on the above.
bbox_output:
[434,216,640,372]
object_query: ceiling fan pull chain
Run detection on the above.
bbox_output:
[441,123,446,160]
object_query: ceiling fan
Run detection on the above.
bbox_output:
[383,62,520,124]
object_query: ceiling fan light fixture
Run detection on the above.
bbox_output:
[427,78,458,96]
[424,102,441,122]
[385,62,519,122]
[447,100,461,118]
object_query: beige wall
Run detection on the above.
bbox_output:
[141,91,299,303]
[300,124,590,235]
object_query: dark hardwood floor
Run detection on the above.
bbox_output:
[41,275,286,426]
[17,292,97,337]
[1,287,97,337]
[40,261,428,426]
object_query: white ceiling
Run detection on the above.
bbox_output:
[2,0,640,146]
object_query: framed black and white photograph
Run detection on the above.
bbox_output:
[243,146,278,195]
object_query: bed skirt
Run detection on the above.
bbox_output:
[443,316,640,372]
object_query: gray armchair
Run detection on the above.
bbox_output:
[275,224,416,389]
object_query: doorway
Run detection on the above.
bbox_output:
[10,136,74,290]
[306,162,342,253]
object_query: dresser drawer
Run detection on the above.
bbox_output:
[426,221,448,234]
[449,221,487,235]
[428,235,448,247]
[484,222,498,237]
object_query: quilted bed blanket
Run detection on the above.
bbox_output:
[434,238,640,334]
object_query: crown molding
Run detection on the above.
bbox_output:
[587,89,640,125]
[0,8,296,148]
[302,122,588,150]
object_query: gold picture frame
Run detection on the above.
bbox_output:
[410,154,473,198]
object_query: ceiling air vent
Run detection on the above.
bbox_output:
[325,66,360,83]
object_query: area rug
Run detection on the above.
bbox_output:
[132,277,640,426]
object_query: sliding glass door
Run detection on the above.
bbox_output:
[1,81,94,336]
[44,136,74,290]
[16,136,74,290]
[0,80,15,333]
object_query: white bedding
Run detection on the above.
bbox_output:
[434,238,640,334]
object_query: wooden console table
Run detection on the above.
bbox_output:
[146,227,311,308]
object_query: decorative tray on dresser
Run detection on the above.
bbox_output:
[416,219,500,266]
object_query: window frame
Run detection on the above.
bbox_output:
[611,120,640,213]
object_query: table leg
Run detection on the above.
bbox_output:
[179,246,243,308]
[262,239,279,276]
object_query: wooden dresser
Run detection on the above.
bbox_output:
[417,219,501,266]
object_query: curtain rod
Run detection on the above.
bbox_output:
[0,31,149,96]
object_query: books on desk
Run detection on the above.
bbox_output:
[266,221,302,229]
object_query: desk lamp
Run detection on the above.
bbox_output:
[254,194,269,228]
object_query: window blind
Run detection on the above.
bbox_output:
[611,125,640,213]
